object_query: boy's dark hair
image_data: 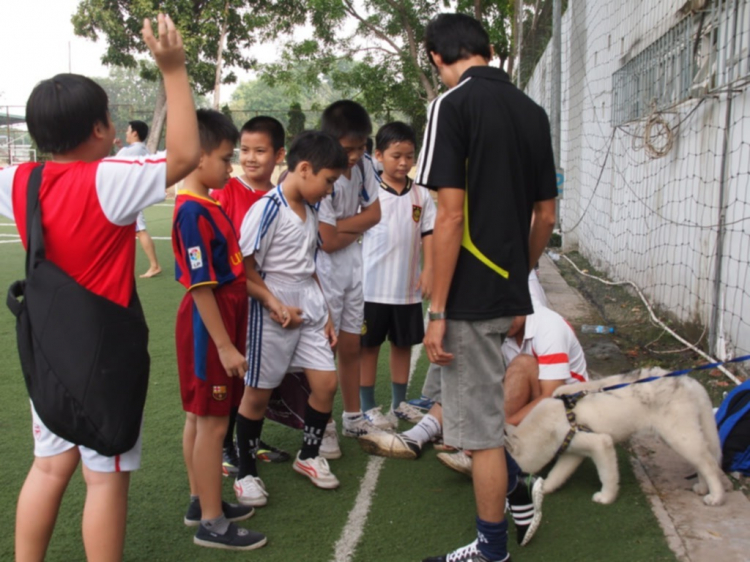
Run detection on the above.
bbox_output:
[241,116,285,152]
[197,109,239,152]
[26,74,109,154]
[424,13,491,66]
[321,100,372,140]
[287,131,347,173]
[128,120,149,142]
[376,122,416,152]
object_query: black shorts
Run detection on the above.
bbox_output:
[361,302,424,348]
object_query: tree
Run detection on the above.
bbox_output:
[287,103,306,143]
[72,0,280,151]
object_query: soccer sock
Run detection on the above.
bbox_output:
[342,411,364,421]
[236,414,263,479]
[402,413,442,446]
[201,514,230,535]
[476,517,509,562]
[300,403,331,460]
[506,451,521,494]
[360,385,377,413]
[391,382,407,411]
[223,407,239,449]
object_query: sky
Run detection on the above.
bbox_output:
[0,0,280,110]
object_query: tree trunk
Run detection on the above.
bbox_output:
[212,1,230,109]
[146,79,167,153]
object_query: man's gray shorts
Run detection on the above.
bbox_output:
[423,317,513,451]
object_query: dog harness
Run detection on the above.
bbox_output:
[553,391,593,460]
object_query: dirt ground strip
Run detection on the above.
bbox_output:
[537,252,750,562]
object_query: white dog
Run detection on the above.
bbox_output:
[505,368,725,506]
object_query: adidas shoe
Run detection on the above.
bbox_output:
[364,406,396,431]
[319,421,342,460]
[507,476,544,546]
[193,522,267,551]
[358,432,422,460]
[437,451,473,477]
[342,413,385,438]
[293,452,340,489]
[183,499,255,527]
[256,440,291,463]
[233,475,269,507]
[422,539,510,561]
[222,445,239,477]
[391,401,425,424]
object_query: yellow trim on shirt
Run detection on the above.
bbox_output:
[177,190,221,206]
[187,281,219,291]
[460,179,510,280]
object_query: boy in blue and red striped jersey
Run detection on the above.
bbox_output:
[172,109,266,551]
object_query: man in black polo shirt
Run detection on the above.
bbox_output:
[417,13,557,562]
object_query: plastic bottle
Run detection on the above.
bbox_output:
[581,324,615,334]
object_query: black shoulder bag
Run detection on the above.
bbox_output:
[6,164,150,457]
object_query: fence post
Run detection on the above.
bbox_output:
[551,0,562,229]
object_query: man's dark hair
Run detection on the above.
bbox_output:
[128,120,149,142]
[321,100,372,140]
[376,122,416,152]
[197,109,239,152]
[287,131,347,173]
[424,13,491,66]
[240,116,285,152]
[26,74,109,154]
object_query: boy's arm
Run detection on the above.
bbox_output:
[418,233,434,301]
[142,14,200,187]
[333,199,381,235]
[243,256,301,328]
[311,271,337,348]
[190,286,247,378]
[529,198,556,271]
[318,221,360,253]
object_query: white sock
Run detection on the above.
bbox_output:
[342,411,363,422]
[402,414,442,446]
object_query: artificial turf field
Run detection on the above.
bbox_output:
[0,202,676,561]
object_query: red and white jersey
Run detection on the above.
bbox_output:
[362,178,436,304]
[502,304,588,385]
[0,153,167,307]
[210,176,269,235]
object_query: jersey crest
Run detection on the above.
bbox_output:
[412,205,422,223]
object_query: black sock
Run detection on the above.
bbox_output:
[299,403,331,460]
[223,407,239,450]
[236,414,263,479]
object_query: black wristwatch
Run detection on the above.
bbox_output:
[428,309,446,321]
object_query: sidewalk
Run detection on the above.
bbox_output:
[537,253,750,562]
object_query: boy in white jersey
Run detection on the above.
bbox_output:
[234,131,347,502]
[360,122,435,429]
[315,101,383,455]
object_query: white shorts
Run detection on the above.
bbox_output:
[136,211,147,232]
[30,402,143,472]
[316,244,364,334]
[245,277,336,389]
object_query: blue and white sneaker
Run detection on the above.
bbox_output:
[408,396,435,412]
[422,540,510,561]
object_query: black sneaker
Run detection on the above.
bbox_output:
[222,446,240,477]
[193,522,267,551]
[422,540,510,562]
[506,475,544,546]
[256,440,291,463]
[184,499,255,527]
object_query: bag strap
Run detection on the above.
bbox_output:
[25,165,46,275]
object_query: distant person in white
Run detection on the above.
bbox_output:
[116,120,162,278]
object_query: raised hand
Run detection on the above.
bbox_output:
[142,13,186,74]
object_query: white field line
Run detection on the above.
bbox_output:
[0,239,21,244]
[331,331,425,562]
[151,236,172,240]
[0,233,20,237]
[0,223,17,226]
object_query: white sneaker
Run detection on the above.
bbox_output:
[391,401,425,424]
[437,451,473,477]
[358,432,422,460]
[364,406,396,431]
[342,413,385,438]
[293,452,340,489]
[233,475,269,507]
[319,421,342,460]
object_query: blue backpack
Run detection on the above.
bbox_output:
[715,379,750,475]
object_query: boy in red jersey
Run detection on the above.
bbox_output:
[0,14,199,562]
[211,116,291,473]
[173,109,266,551]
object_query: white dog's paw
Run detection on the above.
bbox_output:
[692,481,708,495]
[702,492,724,507]
[593,491,616,504]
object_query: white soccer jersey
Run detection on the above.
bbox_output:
[362,178,436,304]
[502,304,589,385]
[318,153,380,226]
[239,185,319,284]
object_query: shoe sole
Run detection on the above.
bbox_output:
[292,463,340,489]
[358,436,417,460]
[437,453,473,477]
[319,449,342,460]
[193,535,268,551]
[520,478,545,547]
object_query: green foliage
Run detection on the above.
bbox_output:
[287,102,306,142]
